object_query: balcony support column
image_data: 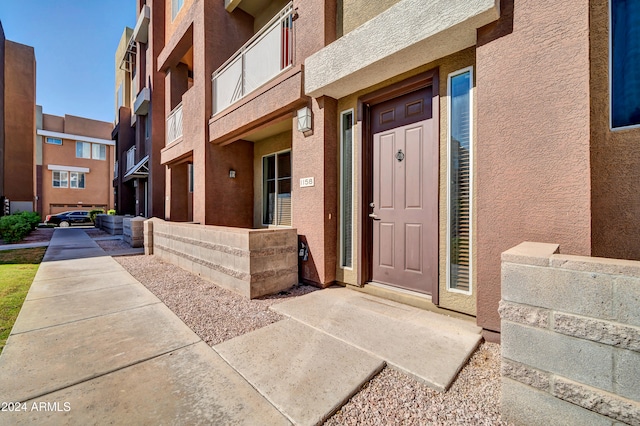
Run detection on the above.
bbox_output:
[292,96,338,287]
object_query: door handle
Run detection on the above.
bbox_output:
[369,213,381,221]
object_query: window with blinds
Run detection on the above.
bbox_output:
[340,110,354,268]
[263,151,292,226]
[448,68,473,293]
[611,0,640,129]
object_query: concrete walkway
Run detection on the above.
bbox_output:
[0,228,482,425]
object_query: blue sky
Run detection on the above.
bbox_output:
[0,1,136,123]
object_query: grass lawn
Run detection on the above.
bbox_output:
[0,247,46,354]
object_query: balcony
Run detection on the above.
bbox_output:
[126,146,136,172]
[166,102,183,145]
[212,2,294,115]
[133,4,150,44]
[134,87,151,116]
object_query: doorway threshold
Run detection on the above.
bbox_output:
[352,281,475,323]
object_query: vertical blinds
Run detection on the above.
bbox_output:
[341,111,354,268]
[449,70,472,292]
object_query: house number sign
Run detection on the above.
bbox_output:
[300,177,315,187]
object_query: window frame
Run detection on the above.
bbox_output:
[92,144,107,161]
[52,171,69,188]
[69,172,86,189]
[46,137,62,145]
[446,66,474,295]
[261,149,292,227]
[339,109,355,270]
[171,0,184,20]
[609,0,640,131]
[76,141,91,159]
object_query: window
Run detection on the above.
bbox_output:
[70,172,86,189]
[188,163,194,193]
[92,144,106,160]
[447,67,473,294]
[52,171,68,188]
[46,137,62,145]
[263,151,292,226]
[610,0,640,129]
[340,110,354,268]
[76,142,91,159]
[172,0,184,20]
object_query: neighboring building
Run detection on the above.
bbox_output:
[134,0,640,340]
[35,112,114,216]
[112,1,166,218]
[0,21,36,214]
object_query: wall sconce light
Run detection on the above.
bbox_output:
[229,169,236,178]
[297,107,312,132]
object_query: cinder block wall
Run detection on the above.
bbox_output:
[144,218,298,298]
[500,242,640,425]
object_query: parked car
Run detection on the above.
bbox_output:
[44,210,92,227]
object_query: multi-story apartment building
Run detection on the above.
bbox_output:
[133,0,640,343]
[35,111,114,216]
[112,2,165,217]
[0,22,36,215]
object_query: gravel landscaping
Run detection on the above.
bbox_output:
[115,254,507,425]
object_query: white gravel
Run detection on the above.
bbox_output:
[115,254,507,425]
[114,255,317,345]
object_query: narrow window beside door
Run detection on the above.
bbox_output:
[263,151,292,227]
[340,110,354,268]
[447,67,473,293]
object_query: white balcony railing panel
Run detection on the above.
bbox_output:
[166,102,183,145]
[126,147,136,172]
[212,2,293,115]
[244,22,282,94]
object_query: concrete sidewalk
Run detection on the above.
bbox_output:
[0,228,482,425]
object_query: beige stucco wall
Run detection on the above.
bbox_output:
[114,27,133,121]
[339,0,399,36]
[335,48,476,316]
[252,130,292,228]
[590,0,640,261]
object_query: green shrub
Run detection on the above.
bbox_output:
[107,209,116,215]
[0,214,32,243]
[89,209,105,223]
[19,211,41,230]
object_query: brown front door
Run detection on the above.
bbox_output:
[370,86,438,295]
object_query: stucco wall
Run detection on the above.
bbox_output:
[339,0,399,36]
[590,0,640,262]
[252,130,292,228]
[3,40,35,205]
[114,27,133,122]
[335,48,476,316]
[475,0,592,332]
[500,242,640,425]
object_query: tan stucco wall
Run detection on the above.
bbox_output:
[339,0,399,36]
[475,0,592,332]
[114,27,133,120]
[252,130,292,228]
[165,0,195,41]
[335,48,476,316]
[253,0,290,32]
[590,0,640,261]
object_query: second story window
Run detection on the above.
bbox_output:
[172,0,184,20]
[76,141,91,159]
[611,0,640,129]
[92,144,106,161]
[46,137,62,145]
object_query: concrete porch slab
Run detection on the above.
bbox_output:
[214,319,385,426]
[0,303,200,403]
[271,287,482,391]
[26,270,140,300]
[12,283,160,334]
[3,342,290,426]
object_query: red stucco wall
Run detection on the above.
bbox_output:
[475,0,592,332]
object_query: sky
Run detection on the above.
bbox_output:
[0,1,136,123]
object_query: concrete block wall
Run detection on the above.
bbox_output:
[500,242,640,426]
[123,216,145,248]
[144,218,298,298]
[95,214,124,235]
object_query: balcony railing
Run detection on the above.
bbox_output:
[126,146,136,171]
[166,102,183,145]
[212,2,294,115]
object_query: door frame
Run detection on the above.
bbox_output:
[357,68,440,305]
